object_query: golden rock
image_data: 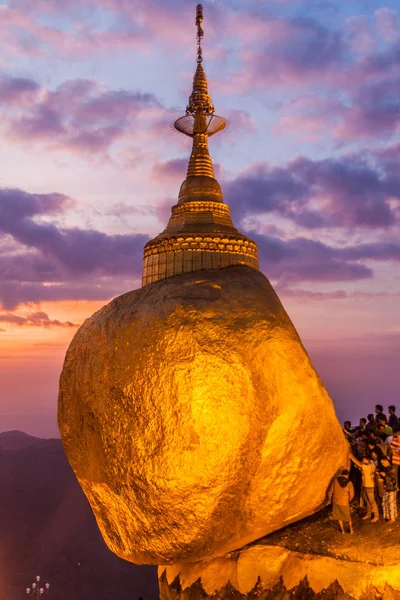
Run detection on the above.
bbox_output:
[58,265,348,565]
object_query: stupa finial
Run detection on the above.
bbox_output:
[141,4,259,286]
[196,4,204,64]
[174,4,223,132]
[173,4,225,184]
[183,4,216,118]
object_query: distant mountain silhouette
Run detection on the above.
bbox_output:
[0,431,158,600]
[0,430,58,450]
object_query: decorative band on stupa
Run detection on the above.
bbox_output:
[142,4,259,286]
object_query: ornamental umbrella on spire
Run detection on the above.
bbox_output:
[142,4,259,286]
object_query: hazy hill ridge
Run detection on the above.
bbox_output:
[0,431,158,600]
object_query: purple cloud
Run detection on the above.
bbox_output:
[0,252,62,283]
[214,8,400,145]
[2,3,400,154]
[217,13,346,94]
[2,76,165,156]
[0,187,149,308]
[152,158,188,183]
[224,151,399,229]
[338,242,400,262]
[0,187,69,220]
[253,234,373,285]
[152,158,222,184]
[0,188,148,274]
[334,76,400,140]
[0,280,125,310]
[0,311,77,329]
[0,75,40,104]
[1,182,388,309]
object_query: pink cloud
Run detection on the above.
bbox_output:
[1,75,168,158]
[222,109,256,136]
[275,95,345,139]
[0,4,149,60]
[151,158,187,185]
[334,76,400,141]
[214,14,346,95]
[344,16,377,55]
[274,68,400,143]
[0,1,201,60]
[375,8,399,44]
[0,311,78,329]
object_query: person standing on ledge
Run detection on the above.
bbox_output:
[349,454,379,522]
[329,469,354,534]
[377,415,393,438]
[375,404,387,423]
[365,413,377,434]
[378,457,398,523]
[389,432,400,488]
[388,406,398,430]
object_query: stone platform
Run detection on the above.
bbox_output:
[159,504,400,599]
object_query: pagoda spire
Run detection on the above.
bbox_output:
[141,5,259,287]
[186,4,214,117]
[173,4,226,198]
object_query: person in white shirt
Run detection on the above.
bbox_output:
[349,453,379,522]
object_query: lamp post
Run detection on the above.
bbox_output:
[25,575,50,598]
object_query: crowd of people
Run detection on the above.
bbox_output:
[329,404,400,534]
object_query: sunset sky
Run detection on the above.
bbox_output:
[0,0,399,438]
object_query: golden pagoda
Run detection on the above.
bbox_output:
[142,4,258,286]
[58,3,348,574]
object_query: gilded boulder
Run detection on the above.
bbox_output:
[58,265,347,565]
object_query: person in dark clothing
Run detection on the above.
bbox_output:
[355,433,368,459]
[388,406,398,430]
[329,469,354,534]
[365,413,376,434]
[358,418,367,433]
[367,440,384,461]
[343,420,354,439]
[375,404,387,423]
[377,424,388,442]
[378,457,397,523]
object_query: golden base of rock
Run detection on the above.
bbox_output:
[58,266,347,565]
[159,506,400,599]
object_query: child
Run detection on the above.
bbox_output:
[329,468,354,534]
